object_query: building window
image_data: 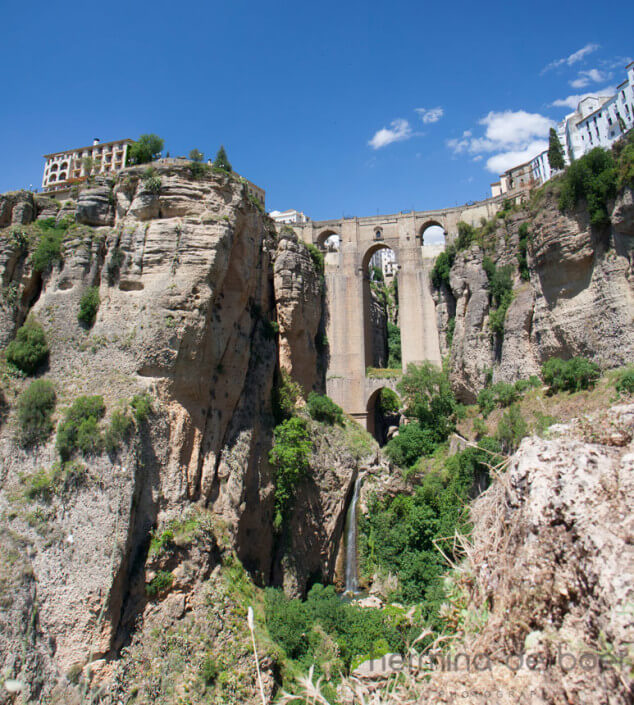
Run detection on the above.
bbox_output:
[374,229,383,240]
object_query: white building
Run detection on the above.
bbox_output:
[491,62,634,197]
[269,209,310,224]
[369,248,396,279]
[42,138,133,190]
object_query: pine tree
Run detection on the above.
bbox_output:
[213,145,232,172]
[548,128,565,172]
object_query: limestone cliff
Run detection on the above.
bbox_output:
[0,165,367,703]
[442,189,634,402]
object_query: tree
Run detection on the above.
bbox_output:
[213,145,232,172]
[548,128,565,172]
[189,148,204,162]
[127,134,164,165]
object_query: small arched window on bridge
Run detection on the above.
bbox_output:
[374,228,383,240]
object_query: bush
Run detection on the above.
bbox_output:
[269,417,312,529]
[387,321,402,367]
[200,656,219,685]
[272,370,303,423]
[146,570,174,598]
[476,387,496,417]
[188,160,209,179]
[517,222,530,281]
[130,393,152,423]
[128,134,164,165]
[56,395,105,460]
[16,379,56,447]
[430,246,456,289]
[104,409,133,452]
[77,287,100,327]
[32,225,66,272]
[455,222,476,251]
[107,247,125,285]
[446,316,455,347]
[541,357,600,393]
[142,168,162,194]
[307,392,344,425]
[189,148,204,162]
[384,422,438,467]
[482,257,514,340]
[264,583,406,672]
[377,388,400,415]
[359,439,501,613]
[495,404,528,453]
[306,243,324,275]
[558,147,617,225]
[5,319,49,374]
[491,381,519,407]
[616,368,634,395]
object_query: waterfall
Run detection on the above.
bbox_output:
[344,475,362,594]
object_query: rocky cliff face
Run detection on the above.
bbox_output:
[0,166,368,703]
[444,190,634,401]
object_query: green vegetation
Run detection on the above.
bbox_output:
[5,318,49,375]
[387,321,401,367]
[264,583,410,673]
[307,392,344,425]
[272,370,303,422]
[482,256,514,339]
[189,148,204,162]
[558,147,617,226]
[495,404,529,452]
[200,656,219,686]
[188,160,210,179]
[547,127,565,171]
[517,222,530,281]
[130,393,152,423]
[104,409,134,453]
[16,379,56,447]
[446,316,455,347]
[77,286,100,327]
[32,218,67,272]
[377,388,400,415]
[477,377,539,417]
[106,247,124,285]
[146,570,174,599]
[128,134,164,165]
[56,395,106,460]
[541,356,600,393]
[305,242,324,275]
[269,417,312,530]
[213,145,232,173]
[616,367,634,395]
[21,461,86,502]
[360,438,501,613]
[385,362,457,466]
[615,131,634,190]
[142,167,162,194]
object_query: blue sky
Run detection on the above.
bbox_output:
[1,0,632,220]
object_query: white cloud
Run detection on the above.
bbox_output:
[368,119,413,149]
[570,68,610,88]
[416,107,444,124]
[447,110,553,176]
[541,43,600,73]
[485,140,549,174]
[550,86,616,109]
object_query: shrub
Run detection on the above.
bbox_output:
[446,316,456,347]
[77,287,100,327]
[306,243,325,275]
[307,392,344,425]
[517,222,530,281]
[491,381,519,407]
[495,404,528,453]
[128,134,164,165]
[272,370,303,422]
[106,247,125,285]
[541,356,600,393]
[387,321,402,367]
[188,160,209,179]
[455,222,476,251]
[476,387,496,417]
[558,147,617,225]
[514,378,531,393]
[5,319,49,374]
[360,439,501,612]
[16,379,56,447]
[430,245,456,289]
[189,148,204,162]
[472,416,488,439]
[200,656,219,685]
[32,226,66,272]
[617,138,634,190]
[482,257,514,340]
[269,417,312,529]
[104,410,133,452]
[142,168,162,194]
[146,570,174,598]
[56,395,105,460]
[377,388,400,415]
[384,422,438,467]
[130,393,152,423]
[616,368,634,395]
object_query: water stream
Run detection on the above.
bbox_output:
[344,475,362,594]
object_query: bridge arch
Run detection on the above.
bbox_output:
[419,220,446,247]
[316,229,341,251]
[366,385,401,443]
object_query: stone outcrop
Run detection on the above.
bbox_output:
[446,191,634,401]
[0,190,35,226]
[0,162,353,702]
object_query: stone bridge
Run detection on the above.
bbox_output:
[290,194,517,434]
